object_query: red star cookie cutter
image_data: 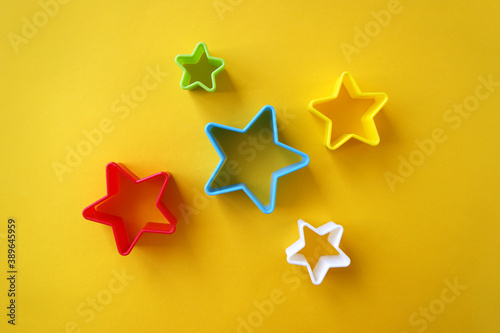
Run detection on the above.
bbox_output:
[82,162,177,255]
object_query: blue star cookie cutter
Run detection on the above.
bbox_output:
[204,105,310,214]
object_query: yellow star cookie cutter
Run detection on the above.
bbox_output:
[309,72,388,150]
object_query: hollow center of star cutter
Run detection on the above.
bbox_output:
[183,51,221,89]
[314,85,376,140]
[96,172,171,242]
[298,227,339,271]
[208,111,302,206]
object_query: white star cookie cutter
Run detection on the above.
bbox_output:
[286,219,350,285]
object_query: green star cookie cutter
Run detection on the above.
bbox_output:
[174,42,225,92]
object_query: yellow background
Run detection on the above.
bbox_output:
[1,0,499,332]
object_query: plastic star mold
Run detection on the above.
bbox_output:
[286,219,350,285]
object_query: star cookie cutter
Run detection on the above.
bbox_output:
[175,42,225,92]
[205,105,310,214]
[286,219,350,285]
[309,72,388,150]
[82,162,177,256]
